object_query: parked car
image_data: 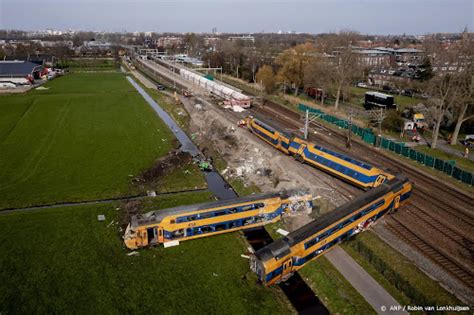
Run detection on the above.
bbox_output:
[356,82,368,88]
[157,84,165,90]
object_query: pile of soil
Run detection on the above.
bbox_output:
[119,200,142,229]
[139,150,193,183]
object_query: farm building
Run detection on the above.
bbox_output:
[0,60,44,85]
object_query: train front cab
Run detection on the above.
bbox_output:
[246,118,291,154]
[124,224,164,250]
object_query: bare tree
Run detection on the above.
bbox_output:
[315,31,362,110]
[450,34,474,145]
[423,35,472,149]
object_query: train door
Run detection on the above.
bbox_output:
[157,227,164,243]
[281,258,293,279]
[393,196,401,210]
[146,227,158,246]
[374,175,386,187]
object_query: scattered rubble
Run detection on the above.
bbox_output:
[97,215,105,222]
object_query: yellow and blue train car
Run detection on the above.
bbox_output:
[246,117,392,189]
[289,137,394,189]
[124,190,313,250]
[250,174,412,286]
[246,117,292,154]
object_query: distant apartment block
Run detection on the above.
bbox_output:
[227,35,255,43]
[156,36,183,48]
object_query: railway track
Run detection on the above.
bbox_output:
[401,204,474,259]
[386,216,474,290]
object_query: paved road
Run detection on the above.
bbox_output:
[326,246,408,315]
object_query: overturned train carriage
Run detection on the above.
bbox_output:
[250,174,412,286]
[124,190,313,250]
[246,117,393,189]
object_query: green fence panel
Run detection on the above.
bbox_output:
[443,162,454,176]
[453,167,463,181]
[402,146,410,157]
[394,143,402,154]
[434,158,444,171]
[381,138,389,149]
[425,155,435,167]
[363,133,375,145]
[388,140,395,151]
[409,149,417,160]
[461,171,473,185]
[416,151,426,164]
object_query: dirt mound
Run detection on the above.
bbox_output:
[119,200,142,229]
[139,150,193,182]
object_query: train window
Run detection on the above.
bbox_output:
[215,223,226,231]
[176,217,187,223]
[241,205,253,211]
[243,218,254,226]
[373,200,385,209]
[201,226,213,233]
[200,212,213,219]
[170,219,176,224]
[214,211,226,216]
[173,229,185,238]
[228,207,239,213]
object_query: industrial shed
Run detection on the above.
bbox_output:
[0,60,44,85]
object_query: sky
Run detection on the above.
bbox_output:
[0,0,472,34]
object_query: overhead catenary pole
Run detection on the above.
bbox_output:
[304,109,309,140]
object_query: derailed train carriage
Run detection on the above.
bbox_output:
[124,190,313,250]
[250,174,412,286]
[245,117,394,189]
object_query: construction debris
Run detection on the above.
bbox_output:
[241,254,250,259]
[107,220,115,228]
[164,240,180,248]
[97,215,105,222]
[276,228,289,236]
[127,251,139,256]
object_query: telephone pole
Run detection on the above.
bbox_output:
[346,109,353,149]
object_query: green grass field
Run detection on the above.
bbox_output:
[0,192,289,314]
[0,73,176,209]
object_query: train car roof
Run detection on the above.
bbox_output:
[131,189,308,227]
[252,115,294,139]
[254,174,408,262]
